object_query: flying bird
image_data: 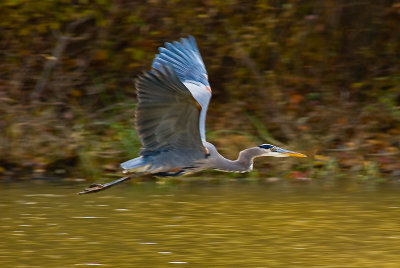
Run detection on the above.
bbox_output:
[79,36,306,194]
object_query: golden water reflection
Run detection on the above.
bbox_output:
[1,181,400,267]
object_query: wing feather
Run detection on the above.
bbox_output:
[135,66,204,160]
[151,36,211,143]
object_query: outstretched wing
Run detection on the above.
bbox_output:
[135,66,205,161]
[151,36,211,143]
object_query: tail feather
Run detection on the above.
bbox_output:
[120,157,150,173]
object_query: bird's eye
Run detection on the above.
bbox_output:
[258,144,274,149]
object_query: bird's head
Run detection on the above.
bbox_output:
[258,144,307,158]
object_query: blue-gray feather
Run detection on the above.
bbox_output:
[120,156,148,171]
[150,36,211,144]
[121,66,206,173]
[121,37,217,174]
[152,36,209,87]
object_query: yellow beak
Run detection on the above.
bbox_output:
[273,147,307,157]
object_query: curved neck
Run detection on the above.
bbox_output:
[214,147,265,173]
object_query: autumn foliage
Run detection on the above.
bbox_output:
[1,0,399,180]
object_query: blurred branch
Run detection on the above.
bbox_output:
[30,17,92,102]
[230,39,296,142]
[233,44,266,87]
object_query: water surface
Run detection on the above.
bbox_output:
[1,180,400,267]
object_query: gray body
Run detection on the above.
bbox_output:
[121,141,266,176]
[121,36,305,176]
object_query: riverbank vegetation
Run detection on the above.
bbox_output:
[1,0,399,182]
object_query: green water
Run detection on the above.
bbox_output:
[1,180,400,267]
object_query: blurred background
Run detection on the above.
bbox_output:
[1,0,399,182]
[2,2,400,267]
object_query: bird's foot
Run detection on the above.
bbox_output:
[78,183,105,195]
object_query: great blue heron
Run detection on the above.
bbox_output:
[79,36,306,194]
